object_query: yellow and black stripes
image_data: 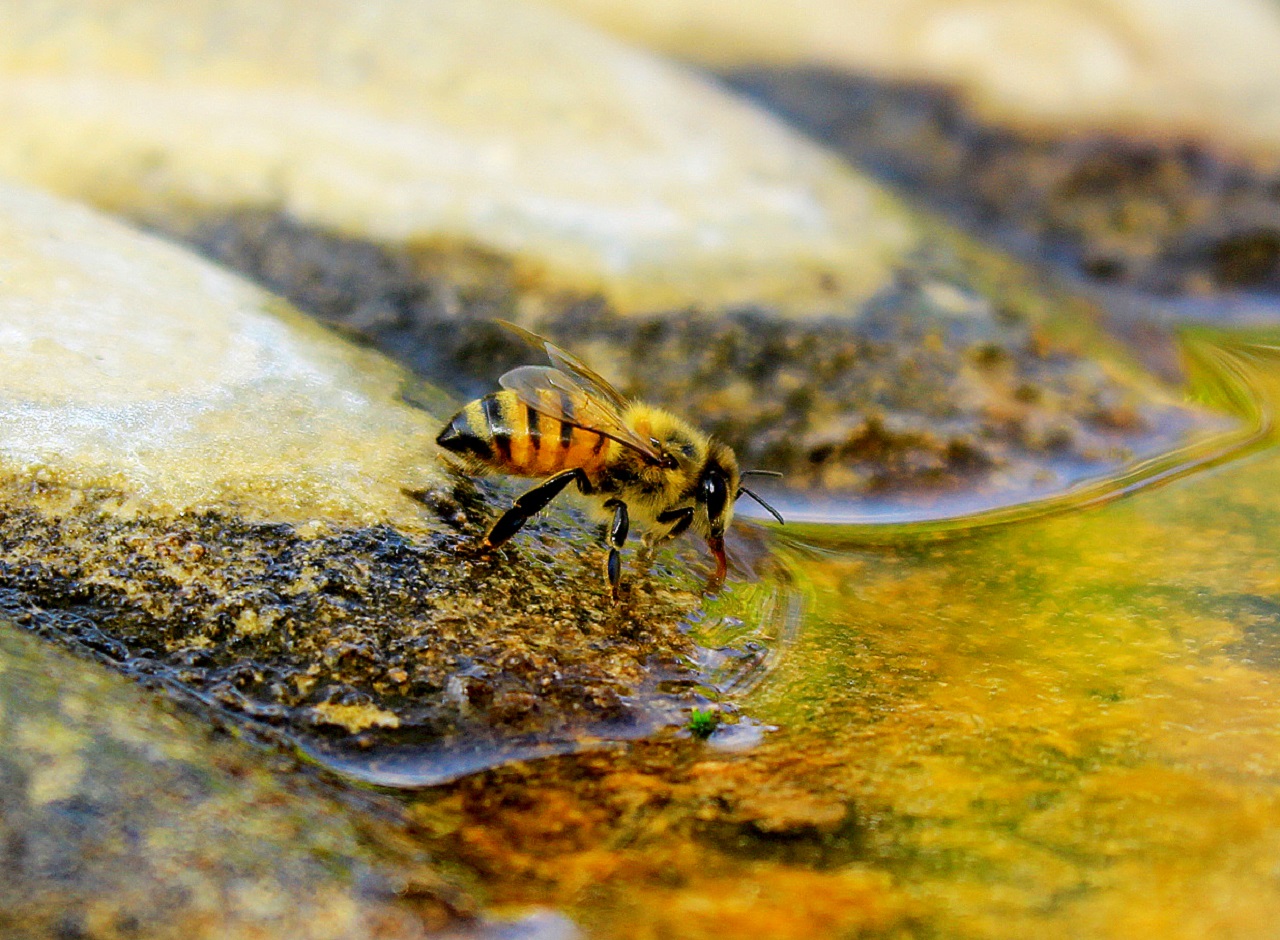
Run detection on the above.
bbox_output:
[436,391,608,477]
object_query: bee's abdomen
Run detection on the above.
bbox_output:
[436,392,606,476]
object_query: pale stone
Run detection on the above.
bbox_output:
[0,0,917,315]
[312,702,403,733]
[542,0,1280,158]
[0,179,444,528]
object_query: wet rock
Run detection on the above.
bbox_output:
[0,179,711,789]
[0,0,913,316]
[0,1,1229,513]
[0,621,466,938]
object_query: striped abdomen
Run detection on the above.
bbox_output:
[436,391,608,477]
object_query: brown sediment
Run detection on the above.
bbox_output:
[405,739,914,940]
[726,68,1280,298]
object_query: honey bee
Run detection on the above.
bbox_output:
[435,322,784,598]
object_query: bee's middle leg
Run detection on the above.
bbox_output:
[483,468,589,550]
[603,498,629,599]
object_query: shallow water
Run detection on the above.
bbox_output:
[679,327,1280,935]
[411,324,1280,938]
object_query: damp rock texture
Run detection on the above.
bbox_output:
[0,622,463,939]
[0,179,709,793]
[0,0,914,315]
[177,211,1214,510]
[0,493,703,788]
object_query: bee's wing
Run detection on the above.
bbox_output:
[498,320,627,410]
[499,365,664,463]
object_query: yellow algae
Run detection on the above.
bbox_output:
[0,0,916,316]
[0,179,446,530]
[311,702,402,733]
[733,442,1280,936]
[546,0,1280,159]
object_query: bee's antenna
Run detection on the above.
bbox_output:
[738,486,785,525]
[741,469,783,478]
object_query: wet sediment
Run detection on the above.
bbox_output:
[0,475,709,786]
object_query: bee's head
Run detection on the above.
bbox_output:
[695,444,786,583]
[695,443,740,581]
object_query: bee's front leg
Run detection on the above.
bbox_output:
[655,506,694,542]
[638,505,695,566]
[602,498,629,600]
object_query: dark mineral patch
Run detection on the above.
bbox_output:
[725,68,1280,299]
[0,477,709,786]
[151,210,1209,509]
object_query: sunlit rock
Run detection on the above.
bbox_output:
[0,0,1231,513]
[0,0,915,316]
[541,1,1280,300]
[0,181,443,527]
[542,0,1280,157]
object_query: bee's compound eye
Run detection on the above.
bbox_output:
[702,471,728,530]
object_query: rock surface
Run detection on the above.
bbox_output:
[0,179,711,791]
[0,621,464,938]
[0,0,1230,514]
[0,180,442,528]
[728,68,1280,300]
[542,0,1280,158]
[176,210,1225,520]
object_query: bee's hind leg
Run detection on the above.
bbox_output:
[482,468,589,550]
[603,498,630,600]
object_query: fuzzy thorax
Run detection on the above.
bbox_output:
[578,404,741,540]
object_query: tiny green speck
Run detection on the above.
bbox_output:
[688,708,719,740]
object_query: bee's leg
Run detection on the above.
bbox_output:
[655,506,694,543]
[482,468,589,550]
[638,506,694,565]
[603,498,629,600]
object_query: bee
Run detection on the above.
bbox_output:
[435,322,784,598]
